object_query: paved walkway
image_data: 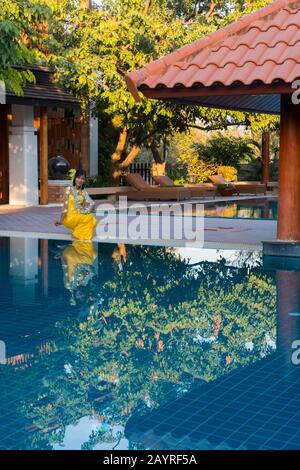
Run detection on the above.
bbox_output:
[0,201,277,250]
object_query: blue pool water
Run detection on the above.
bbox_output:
[0,236,299,450]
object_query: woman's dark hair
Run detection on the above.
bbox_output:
[73,169,87,188]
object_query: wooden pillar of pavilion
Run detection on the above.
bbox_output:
[80,113,90,175]
[261,131,270,186]
[39,107,48,205]
[277,95,300,242]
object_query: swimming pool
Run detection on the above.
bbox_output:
[0,236,299,450]
[203,197,278,220]
[101,197,278,221]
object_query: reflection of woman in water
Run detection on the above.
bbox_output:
[112,244,127,271]
[61,241,98,306]
[55,170,98,240]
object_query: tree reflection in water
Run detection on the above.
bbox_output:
[2,243,277,449]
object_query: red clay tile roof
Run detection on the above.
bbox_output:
[125,0,300,102]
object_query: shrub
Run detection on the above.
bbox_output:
[186,156,218,184]
[218,166,238,182]
[166,161,188,184]
[195,134,260,169]
[167,158,217,184]
[85,174,110,188]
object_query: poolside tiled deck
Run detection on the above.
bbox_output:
[0,200,277,249]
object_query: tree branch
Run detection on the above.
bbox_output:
[144,0,152,15]
[111,128,127,163]
[79,0,91,9]
[119,145,141,169]
[206,1,216,18]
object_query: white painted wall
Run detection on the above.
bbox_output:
[9,105,38,206]
[89,113,98,176]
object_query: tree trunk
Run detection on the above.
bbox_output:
[79,0,91,9]
[206,1,216,18]
[261,131,270,185]
[152,162,166,176]
[120,145,141,169]
[150,140,164,164]
[110,128,142,180]
[111,128,127,163]
[112,145,141,179]
[144,0,152,15]
[110,128,127,183]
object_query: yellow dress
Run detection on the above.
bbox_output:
[62,186,98,240]
[62,241,98,306]
[62,241,98,290]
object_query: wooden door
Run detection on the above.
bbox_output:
[0,106,9,204]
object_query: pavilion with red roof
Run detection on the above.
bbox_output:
[126,0,300,257]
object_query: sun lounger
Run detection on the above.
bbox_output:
[118,173,191,201]
[209,175,267,195]
[153,175,216,198]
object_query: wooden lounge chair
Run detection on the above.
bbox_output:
[209,175,267,195]
[153,175,216,198]
[118,173,191,201]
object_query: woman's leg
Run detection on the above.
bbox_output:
[72,214,98,240]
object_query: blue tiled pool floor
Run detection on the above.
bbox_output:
[0,236,299,450]
[126,353,300,450]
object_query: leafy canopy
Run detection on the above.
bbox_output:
[42,0,277,162]
[0,0,50,95]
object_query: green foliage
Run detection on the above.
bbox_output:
[67,168,76,181]
[0,0,277,176]
[195,134,260,170]
[0,0,277,142]
[85,174,111,188]
[41,0,277,172]
[185,156,217,183]
[0,0,50,95]
[167,131,217,183]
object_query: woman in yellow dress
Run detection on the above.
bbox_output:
[55,170,98,240]
[61,241,98,306]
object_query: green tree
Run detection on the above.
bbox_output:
[41,0,276,181]
[195,134,260,169]
[0,0,50,95]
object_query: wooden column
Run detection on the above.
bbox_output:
[80,113,90,175]
[261,131,270,185]
[277,95,300,241]
[40,107,48,205]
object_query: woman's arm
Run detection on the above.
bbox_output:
[84,190,95,212]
